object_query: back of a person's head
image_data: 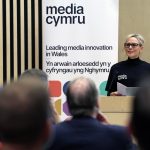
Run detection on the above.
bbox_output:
[131,88,150,150]
[20,69,48,85]
[0,79,52,148]
[20,69,60,125]
[66,77,98,117]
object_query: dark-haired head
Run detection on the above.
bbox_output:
[131,87,150,150]
[0,79,52,148]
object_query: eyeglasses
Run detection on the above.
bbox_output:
[124,43,141,48]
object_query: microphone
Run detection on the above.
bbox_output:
[107,70,119,96]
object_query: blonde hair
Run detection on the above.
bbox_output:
[125,34,144,46]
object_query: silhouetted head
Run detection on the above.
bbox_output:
[0,79,52,149]
[131,87,150,150]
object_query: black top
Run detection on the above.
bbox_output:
[105,58,150,96]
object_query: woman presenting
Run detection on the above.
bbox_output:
[106,34,150,96]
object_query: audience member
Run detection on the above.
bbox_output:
[0,79,52,150]
[130,87,150,150]
[49,77,135,150]
[20,69,48,85]
[20,68,60,124]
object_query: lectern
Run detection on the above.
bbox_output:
[99,96,133,125]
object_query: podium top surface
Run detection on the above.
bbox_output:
[99,96,133,113]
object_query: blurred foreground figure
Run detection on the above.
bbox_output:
[0,79,52,150]
[130,87,150,150]
[20,69,48,85]
[49,77,135,150]
[20,68,60,124]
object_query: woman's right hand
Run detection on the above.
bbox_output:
[110,91,122,96]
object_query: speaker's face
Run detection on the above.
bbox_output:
[124,37,143,59]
